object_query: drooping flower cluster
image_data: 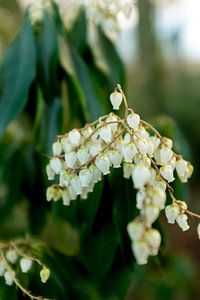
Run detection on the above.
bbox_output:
[46,84,199,265]
[0,240,50,299]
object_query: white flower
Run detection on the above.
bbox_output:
[162,137,173,149]
[99,125,112,143]
[50,157,62,174]
[132,241,150,265]
[136,190,146,209]
[106,113,118,132]
[79,169,93,187]
[109,150,122,168]
[151,188,166,210]
[145,229,161,256]
[127,221,144,241]
[65,152,77,168]
[137,138,149,155]
[143,205,160,225]
[137,127,150,139]
[91,165,102,183]
[110,91,123,110]
[60,137,73,153]
[134,154,151,168]
[197,223,200,239]
[127,112,140,130]
[6,250,18,264]
[20,258,32,273]
[62,192,70,206]
[0,260,5,276]
[4,271,15,286]
[160,165,174,182]
[77,148,90,165]
[52,141,62,156]
[153,177,167,191]
[149,136,160,151]
[69,185,77,200]
[123,163,134,179]
[68,129,81,146]
[95,155,110,175]
[132,166,151,189]
[40,267,50,283]
[123,132,131,144]
[46,186,61,202]
[82,126,93,139]
[165,203,180,224]
[46,164,55,180]
[176,160,193,182]
[71,176,83,195]
[122,143,137,162]
[159,148,174,165]
[90,143,101,156]
[176,214,190,231]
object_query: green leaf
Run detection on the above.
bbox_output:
[0,279,18,300]
[37,11,59,103]
[0,15,36,134]
[96,27,125,88]
[69,9,87,54]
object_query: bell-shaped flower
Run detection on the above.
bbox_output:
[106,113,118,132]
[61,137,73,153]
[134,154,151,168]
[40,267,50,283]
[46,164,55,180]
[65,152,77,168]
[137,138,149,155]
[143,205,160,225]
[127,112,140,130]
[20,258,32,273]
[99,125,112,143]
[6,250,18,264]
[149,136,160,151]
[159,148,174,165]
[127,221,145,241]
[165,203,180,224]
[122,143,137,162]
[145,228,161,256]
[52,141,62,156]
[138,127,150,139]
[77,148,90,165]
[69,185,77,200]
[151,188,166,210]
[123,163,134,179]
[71,176,83,195]
[90,143,101,156]
[91,165,102,183]
[95,155,110,175]
[132,165,151,189]
[68,129,81,146]
[153,176,167,191]
[109,150,123,168]
[176,213,190,231]
[162,137,173,149]
[160,165,174,182]
[110,91,123,110]
[4,271,15,286]
[50,157,62,174]
[123,132,131,144]
[82,126,93,139]
[62,192,70,206]
[132,241,150,265]
[79,168,93,187]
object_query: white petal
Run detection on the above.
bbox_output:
[77,148,90,164]
[95,155,110,175]
[122,143,137,162]
[50,157,62,174]
[127,221,145,241]
[165,203,180,224]
[176,214,190,231]
[132,166,151,189]
[127,113,140,130]
[110,91,123,110]
[52,141,62,156]
[20,258,32,273]
[65,152,77,168]
[160,165,174,182]
[79,169,93,187]
[99,125,112,143]
[71,176,83,195]
[68,129,81,146]
[132,241,150,265]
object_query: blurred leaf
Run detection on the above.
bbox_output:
[69,9,87,54]
[0,15,36,134]
[37,11,59,103]
[0,279,18,300]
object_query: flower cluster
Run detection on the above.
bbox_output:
[0,239,50,299]
[46,84,200,265]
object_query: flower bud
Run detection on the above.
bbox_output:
[160,165,174,182]
[132,241,150,265]
[127,221,145,241]
[46,164,55,180]
[77,148,90,165]
[165,203,180,224]
[40,267,50,283]
[123,163,134,179]
[71,176,83,195]
[4,270,15,286]
[122,143,137,162]
[127,113,140,130]
[50,157,62,174]
[162,137,173,149]
[143,205,160,225]
[65,152,77,168]
[6,250,18,264]
[176,214,190,231]
[68,129,81,146]
[79,169,93,187]
[52,141,62,156]
[108,150,122,168]
[99,125,112,143]
[95,155,110,175]
[20,258,32,273]
[110,91,123,110]
[132,166,151,189]
[145,228,161,256]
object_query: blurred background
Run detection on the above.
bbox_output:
[0,0,200,299]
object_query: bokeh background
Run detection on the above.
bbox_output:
[0,0,200,299]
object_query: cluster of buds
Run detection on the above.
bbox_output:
[0,240,50,299]
[46,84,200,265]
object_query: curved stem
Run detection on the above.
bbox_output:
[115,84,129,117]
